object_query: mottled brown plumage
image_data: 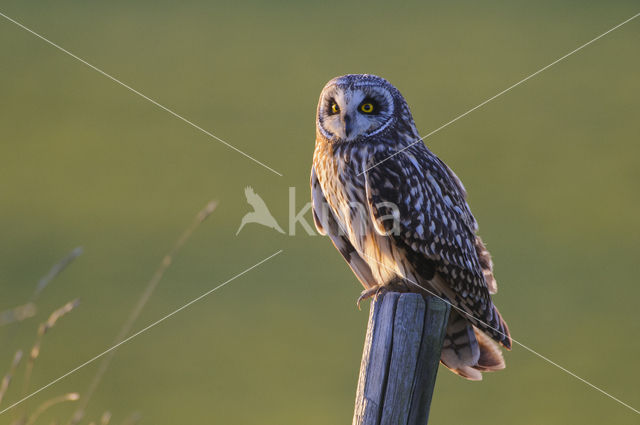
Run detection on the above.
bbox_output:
[312,74,511,380]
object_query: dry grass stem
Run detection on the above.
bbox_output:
[69,201,217,424]
[86,410,111,425]
[20,393,79,425]
[22,299,80,412]
[0,304,37,327]
[4,247,83,343]
[118,412,141,425]
[0,350,24,405]
[28,299,81,364]
[100,411,111,425]
[33,247,83,300]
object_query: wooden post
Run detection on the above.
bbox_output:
[353,292,450,425]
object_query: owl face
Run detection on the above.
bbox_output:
[316,74,398,142]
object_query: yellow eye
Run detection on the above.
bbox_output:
[330,102,340,114]
[360,102,375,114]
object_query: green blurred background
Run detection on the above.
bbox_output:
[1,1,639,424]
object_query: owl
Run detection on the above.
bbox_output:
[311,74,511,380]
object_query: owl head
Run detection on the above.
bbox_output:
[316,74,416,143]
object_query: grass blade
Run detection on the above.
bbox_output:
[69,201,217,424]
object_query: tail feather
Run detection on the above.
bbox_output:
[473,327,505,372]
[440,311,506,380]
[429,273,511,349]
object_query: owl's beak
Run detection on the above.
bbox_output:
[342,114,354,139]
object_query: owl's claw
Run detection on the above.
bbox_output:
[356,285,387,310]
[357,288,375,310]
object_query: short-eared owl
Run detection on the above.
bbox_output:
[311,74,511,380]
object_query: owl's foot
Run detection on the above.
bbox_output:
[356,285,388,310]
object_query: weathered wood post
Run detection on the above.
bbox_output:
[353,292,450,425]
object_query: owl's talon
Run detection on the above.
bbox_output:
[357,286,385,310]
[356,287,376,310]
[375,285,388,300]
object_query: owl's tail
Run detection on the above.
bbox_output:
[440,311,506,381]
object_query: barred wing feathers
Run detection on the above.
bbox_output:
[364,147,511,349]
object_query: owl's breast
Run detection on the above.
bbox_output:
[314,145,366,232]
[313,140,405,284]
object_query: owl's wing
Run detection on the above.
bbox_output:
[364,147,479,271]
[364,147,510,348]
[311,166,377,289]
